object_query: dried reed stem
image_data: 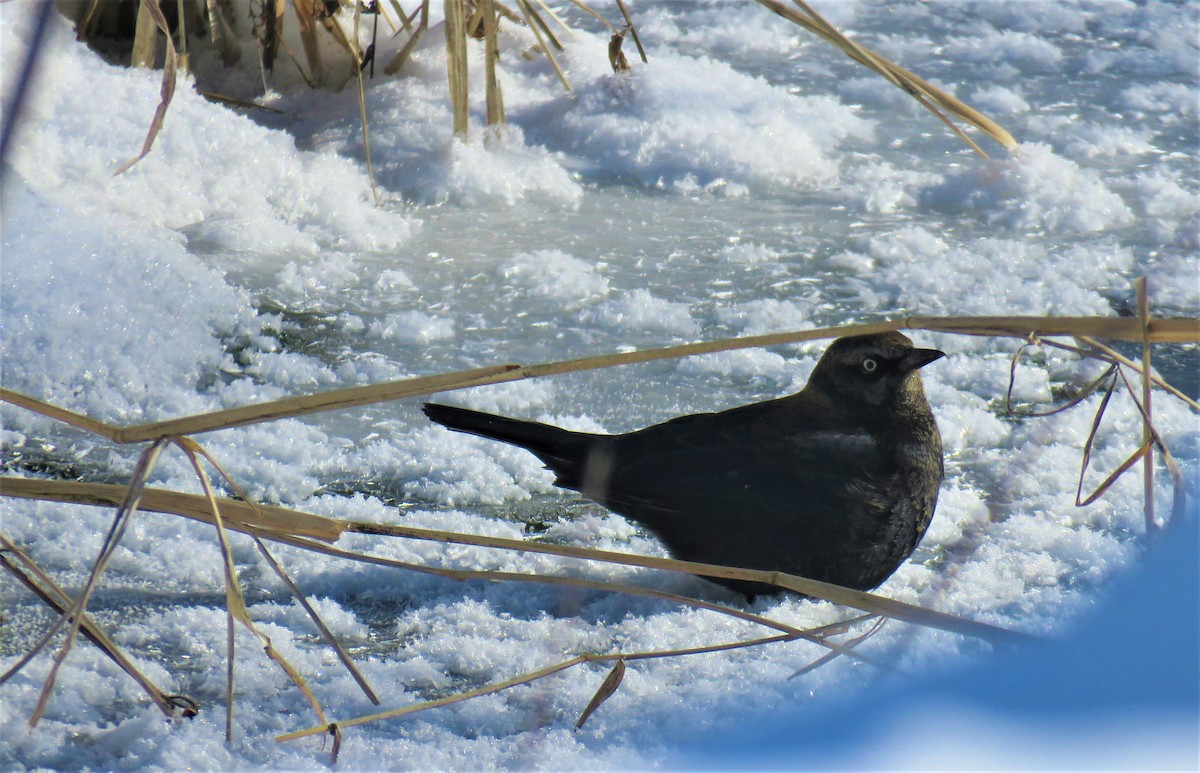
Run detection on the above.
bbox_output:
[115,0,178,174]
[0,477,1027,646]
[173,437,328,739]
[180,437,380,703]
[1135,278,1156,532]
[4,316,1187,445]
[481,0,505,125]
[384,0,429,75]
[291,0,325,84]
[0,534,178,716]
[131,0,159,68]
[754,0,1016,156]
[250,530,383,704]
[445,0,470,136]
[516,0,571,92]
[277,614,883,743]
[0,478,345,542]
[613,0,645,63]
[22,440,167,726]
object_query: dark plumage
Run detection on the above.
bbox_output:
[423,332,945,597]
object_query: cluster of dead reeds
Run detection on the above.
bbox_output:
[1,292,1196,756]
[48,0,1017,182]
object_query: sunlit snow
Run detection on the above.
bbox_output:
[1,0,1196,769]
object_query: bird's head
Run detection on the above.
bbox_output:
[807,332,945,414]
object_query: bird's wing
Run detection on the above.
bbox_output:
[597,418,892,526]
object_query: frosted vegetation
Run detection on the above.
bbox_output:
[1,0,1196,768]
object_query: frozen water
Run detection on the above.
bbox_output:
[1,0,1197,769]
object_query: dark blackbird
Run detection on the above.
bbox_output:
[423,332,945,597]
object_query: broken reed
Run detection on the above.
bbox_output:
[3,315,1192,443]
[0,477,1029,645]
[754,0,1016,157]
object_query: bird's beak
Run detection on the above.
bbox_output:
[901,348,945,371]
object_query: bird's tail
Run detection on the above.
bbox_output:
[422,403,594,481]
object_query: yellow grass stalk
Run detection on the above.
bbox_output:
[0,388,120,441]
[480,0,505,126]
[0,318,1193,445]
[1036,337,1196,410]
[0,476,899,681]
[0,476,1026,646]
[249,529,383,704]
[0,478,345,542]
[21,440,168,726]
[115,363,518,441]
[575,658,624,729]
[131,0,159,68]
[384,0,430,75]
[1111,363,1186,523]
[1136,278,1155,531]
[523,0,566,50]
[493,1,523,26]
[529,0,573,37]
[174,0,190,72]
[789,616,888,679]
[516,0,572,93]
[343,520,1029,645]
[177,437,379,704]
[445,0,470,136]
[277,615,893,744]
[754,0,1016,156]
[1007,333,1188,524]
[174,437,328,739]
[389,0,414,33]
[291,0,326,84]
[613,0,646,63]
[351,7,382,204]
[115,0,178,175]
[118,316,1200,441]
[0,534,179,717]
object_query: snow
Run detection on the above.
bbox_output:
[2,0,1197,769]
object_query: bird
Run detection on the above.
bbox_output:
[423,332,944,598]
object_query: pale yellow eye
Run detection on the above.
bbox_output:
[862,357,878,373]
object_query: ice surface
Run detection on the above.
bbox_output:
[2,0,1197,769]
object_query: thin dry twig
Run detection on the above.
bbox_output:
[172,437,329,740]
[1111,365,1187,525]
[1005,338,1118,418]
[0,476,1026,647]
[789,615,887,679]
[175,439,380,705]
[16,440,167,725]
[613,0,645,64]
[1004,333,1189,523]
[2,317,1192,446]
[0,534,179,716]
[278,617,866,743]
[1135,278,1157,532]
[753,0,1016,157]
[516,0,572,92]
[383,0,429,74]
[115,0,178,175]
